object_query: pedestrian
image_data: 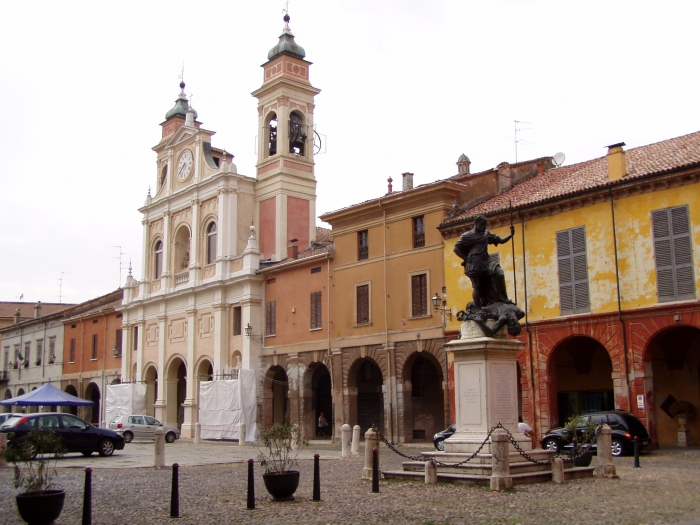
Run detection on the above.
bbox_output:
[318,412,328,437]
[518,416,536,443]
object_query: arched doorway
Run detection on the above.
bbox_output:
[348,359,384,436]
[301,363,332,439]
[265,366,288,426]
[64,385,79,415]
[84,383,101,424]
[144,364,158,417]
[165,358,187,429]
[194,359,213,425]
[645,326,700,446]
[403,353,444,442]
[2,389,11,413]
[548,336,614,428]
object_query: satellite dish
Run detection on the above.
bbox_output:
[552,152,566,167]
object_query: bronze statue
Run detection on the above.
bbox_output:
[458,302,525,337]
[453,216,515,307]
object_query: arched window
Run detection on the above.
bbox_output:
[159,165,167,189]
[289,112,306,156]
[206,222,217,265]
[154,240,163,279]
[267,114,277,156]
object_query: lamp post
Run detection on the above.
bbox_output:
[432,286,451,325]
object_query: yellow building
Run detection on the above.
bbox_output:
[439,132,700,448]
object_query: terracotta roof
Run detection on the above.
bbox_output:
[0,302,74,319]
[442,130,700,226]
[258,243,334,273]
[63,298,123,321]
[316,226,333,243]
[63,289,124,321]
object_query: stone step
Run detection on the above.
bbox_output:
[382,466,595,486]
[420,449,554,464]
[401,459,553,475]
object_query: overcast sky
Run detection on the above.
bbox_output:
[1,0,698,305]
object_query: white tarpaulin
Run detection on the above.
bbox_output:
[105,383,147,424]
[198,369,257,442]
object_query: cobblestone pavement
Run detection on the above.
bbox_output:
[1,442,699,525]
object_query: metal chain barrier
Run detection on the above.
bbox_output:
[372,422,599,468]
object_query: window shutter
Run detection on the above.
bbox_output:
[653,206,695,302]
[266,301,276,335]
[411,274,427,317]
[357,285,369,324]
[557,227,589,315]
[310,292,322,329]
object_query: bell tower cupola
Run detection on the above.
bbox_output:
[252,14,321,260]
[161,81,200,139]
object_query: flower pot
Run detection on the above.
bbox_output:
[573,450,593,467]
[677,415,688,430]
[263,470,300,501]
[16,489,65,525]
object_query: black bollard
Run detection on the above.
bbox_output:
[170,463,180,518]
[82,467,92,525]
[313,453,321,501]
[371,448,379,493]
[247,459,255,510]
[634,436,640,468]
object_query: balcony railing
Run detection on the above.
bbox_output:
[175,271,190,286]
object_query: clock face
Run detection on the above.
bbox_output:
[177,150,193,181]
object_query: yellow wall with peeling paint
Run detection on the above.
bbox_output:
[443,183,700,328]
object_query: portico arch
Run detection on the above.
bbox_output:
[165,356,187,429]
[264,365,288,427]
[347,358,384,436]
[402,352,444,442]
[64,385,79,415]
[84,382,101,424]
[193,357,214,425]
[301,362,332,439]
[143,363,158,417]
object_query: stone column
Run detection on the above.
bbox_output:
[190,198,200,282]
[331,349,344,442]
[489,428,512,491]
[154,314,167,423]
[161,212,172,290]
[181,307,197,438]
[135,323,144,382]
[595,424,617,478]
[362,428,383,480]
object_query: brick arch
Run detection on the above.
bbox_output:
[342,346,387,389]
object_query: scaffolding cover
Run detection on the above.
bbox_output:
[198,370,257,441]
[105,383,147,424]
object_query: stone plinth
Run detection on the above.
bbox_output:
[444,321,531,454]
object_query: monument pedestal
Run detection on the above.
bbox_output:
[445,322,531,454]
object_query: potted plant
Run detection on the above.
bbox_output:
[669,400,696,430]
[257,422,308,501]
[563,415,596,467]
[2,428,66,525]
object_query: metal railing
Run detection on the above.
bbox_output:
[175,271,190,286]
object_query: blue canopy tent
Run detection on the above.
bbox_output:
[0,383,94,406]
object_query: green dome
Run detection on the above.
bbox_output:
[165,82,198,120]
[267,14,306,60]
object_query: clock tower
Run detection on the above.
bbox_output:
[252,14,321,260]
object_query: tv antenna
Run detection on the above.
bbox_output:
[112,245,129,288]
[514,120,534,163]
[56,271,68,303]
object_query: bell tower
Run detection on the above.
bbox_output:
[252,14,321,260]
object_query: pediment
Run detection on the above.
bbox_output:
[165,126,197,149]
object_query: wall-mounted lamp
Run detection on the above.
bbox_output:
[112,347,122,358]
[432,287,451,325]
[244,323,262,342]
[49,355,56,364]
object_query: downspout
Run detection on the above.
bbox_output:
[326,250,334,442]
[609,188,631,408]
[519,211,537,436]
[379,199,394,442]
[102,311,108,427]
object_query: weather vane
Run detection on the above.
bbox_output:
[178,61,185,84]
[283,0,289,15]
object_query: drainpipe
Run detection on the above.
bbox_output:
[326,250,334,442]
[609,188,631,409]
[519,211,537,436]
[379,199,394,442]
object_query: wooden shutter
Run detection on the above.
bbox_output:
[557,226,590,315]
[233,307,242,336]
[411,274,427,317]
[115,329,123,353]
[310,292,322,329]
[652,206,695,302]
[357,285,369,324]
[266,301,276,335]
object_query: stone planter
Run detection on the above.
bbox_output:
[16,489,65,525]
[263,470,300,501]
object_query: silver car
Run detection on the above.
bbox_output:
[109,414,180,443]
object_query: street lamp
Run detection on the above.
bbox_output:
[432,286,451,325]
[245,323,262,342]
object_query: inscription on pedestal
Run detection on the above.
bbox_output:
[458,363,482,426]
[491,363,516,425]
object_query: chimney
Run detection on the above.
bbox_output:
[457,154,471,175]
[537,162,544,175]
[287,238,299,259]
[387,177,393,194]
[402,172,414,191]
[14,308,20,324]
[34,301,41,319]
[606,142,627,181]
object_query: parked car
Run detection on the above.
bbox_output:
[433,423,456,451]
[0,413,125,457]
[540,410,651,457]
[0,413,20,425]
[109,414,180,443]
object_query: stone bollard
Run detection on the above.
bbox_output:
[154,427,165,468]
[362,428,383,480]
[194,422,201,444]
[425,460,438,484]
[341,424,352,458]
[594,424,618,478]
[239,423,246,446]
[552,457,565,484]
[489,429,512,491]
[351,425,361,457]
[0,433,6,466]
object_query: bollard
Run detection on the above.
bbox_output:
[194,422,201,444]
[155,427,166,468]
[371,449,379,493]
[247,459,255,510]
[362,428,383,480]
[425,460,437,484]
[551,457,565,484]
[341,424,352,458]
[351,425,361,457]
[634,436,640,468]
[82,467,92,525]
[490,428,513,491]
[594,424,617,478]
[170,463,180,518]
[239,423,246,446]
[313,453,321,501]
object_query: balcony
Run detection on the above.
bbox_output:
[175,271,190,287]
